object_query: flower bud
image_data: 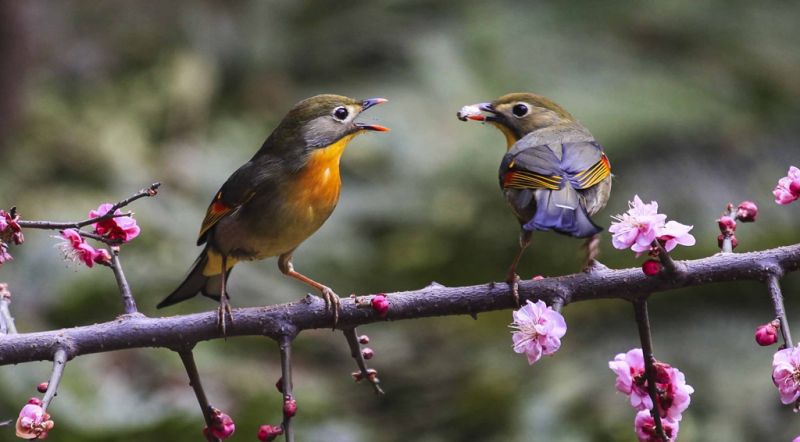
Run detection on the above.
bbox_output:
[532,275,544,280]
[735,201,758,222]
[371,295,390,317]
[257,424,284,442]
[351,371,363,382]
[642,259,662,276]
[27,397,42,406]
[204,407,235,439]
[717,234,738,249]
[358,335,370,344]
[366,368,379,382]
[283,398,297,418]
[755,322,779,346]
[361,348,374,360]
[717,216,736,234]
[37,382,49,394]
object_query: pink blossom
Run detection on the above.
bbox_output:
[656,220,696,252]
[89,203,140,242]
[656,366,694,421]
[634,410,679,442]
[510,299,567,365]
[0,211,7,232]
[609,348,652,410]
[203,408,235,440]
[56,229,107,268]
[0,243,12,266]
[793,436,800,442]
[609,196,667,253]
[15,400,54,440]
[774,166,800,205]
[772,344,800,404]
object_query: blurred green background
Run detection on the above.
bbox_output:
[0,1,799,441]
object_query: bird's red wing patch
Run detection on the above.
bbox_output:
[197,198,233,242]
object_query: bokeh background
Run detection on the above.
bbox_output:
[0,1,799,441]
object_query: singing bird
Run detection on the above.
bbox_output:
[457,93,612,304]
[158,94,389,331]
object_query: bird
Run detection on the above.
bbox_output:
[457,92,612,305]
[158,94,389,332]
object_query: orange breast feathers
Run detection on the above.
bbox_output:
[289,134,356,218]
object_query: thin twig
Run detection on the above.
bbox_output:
[654,241,679,275]
[17,182,160,231]
[0,283,16,334]
[342,328,384,395]
[633,299,668,442]
[767,273,793,348]
[78,230,123,246]
[177,350,220,442]
[279,335,295,442]
[109,248,137,314]
[41,347,68,411]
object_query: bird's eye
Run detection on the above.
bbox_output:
[333,106,349,121]
[512,103,529,118]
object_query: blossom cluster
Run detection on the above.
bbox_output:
[0,209,23,267]
[510,300,567,365]
[609,195,696,276]
[773,165,800,205]
[609,348,694,442]
[55,204,141,268]
[15,398,53,440]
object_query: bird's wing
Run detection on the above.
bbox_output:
[197,162,258,246]
[499,141,610,191]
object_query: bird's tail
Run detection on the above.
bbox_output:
[157,247,232,309]
[523,186,602,238]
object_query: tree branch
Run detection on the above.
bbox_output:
[109,248,138,314]
[766,272,793,348]
[0,283,16,334]
[177,350,220,442]
[41,347,68,411]
[0,243,798,366]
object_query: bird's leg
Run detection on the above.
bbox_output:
[217,255,233,336]
[581,233,606,272]
[279,252,340,327]
[506,230,532,307]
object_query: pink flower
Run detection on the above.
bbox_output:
[510,299,567,365]
[772,344,800,404]
[203,407,235,440]
[89,203,140,242]
[755,321,779,346]
[0,243,12,266]
[371,294,390,317]
[774,166,800,205]
[609,348,652,410]
[56,229,108,268]
[793,436,800,442]
[610,196,667,253]
[257,424,284,442]
[634,410,679,442]
[656,220,696,252]
[656,367,694,421]
[15,400,54,440]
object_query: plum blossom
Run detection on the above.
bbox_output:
[609,348,652,410]
[89,203,140,242]
[15,399,54,440]
[656,366,694,421]
[609,196,667,253]
[774,166,800,205]
[56,229,110,268]
[510,299,567,365]
[634,410,678,442]
[657,220,696,252]
[203,407,235,440]
[772,344,800,404]
[0,243,12,266]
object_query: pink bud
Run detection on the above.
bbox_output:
[93,249,112,265]
[717,234,738,249]
[351,371,364,382]
[257,424,284,442]
[755,322,779,346]
[37,382,49,394]
[361,348,374,360]
[204,407,235,439]
[717,216,736,234]
[358,335,370,345]
[371,295,390,317]
[283,398,297,417]
[366,368,379,382]
[736,201,758,222]
[274,377,292,394]
[532,275,545,280]
[641,259,662,276]
[791,179,800,196]
[27,397,42,406]
[15,401,53,440]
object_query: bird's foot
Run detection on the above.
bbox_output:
[583,259,609,274]
[216,296,234,337]
[320,286,341,329]
[506,273,521,307]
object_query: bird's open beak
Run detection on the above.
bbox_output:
[456,102,498,122]
[356,98,390,132]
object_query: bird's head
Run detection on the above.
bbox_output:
[278,94,389,149]
[457,92,574,149]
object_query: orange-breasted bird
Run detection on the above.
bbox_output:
[158,94,389,331]
[457,93,612,304]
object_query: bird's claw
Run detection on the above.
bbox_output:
[217,296,234,337]
[320,286,341,329]
[507,273,521,307]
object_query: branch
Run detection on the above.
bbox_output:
[633,299,668,441]
[766,272,793,348]
[278,336,295,442]
[16,182,160,231]
[109,248,138,314]
[0,283,16,334]
[0,243,798,366]
[177,350,220,442]
[41,347,68,411]
[342,328,384,395]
